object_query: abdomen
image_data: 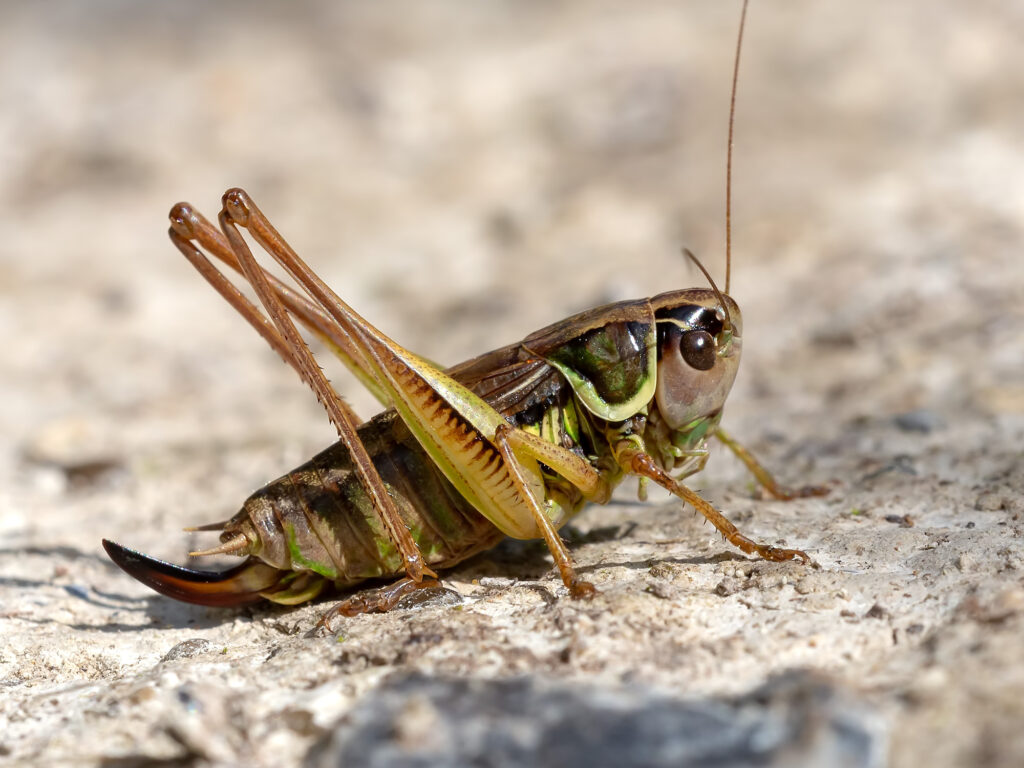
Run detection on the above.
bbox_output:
[239,410,504,588]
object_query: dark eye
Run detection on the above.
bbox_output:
[680,330,716,370]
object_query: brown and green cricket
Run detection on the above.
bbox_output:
[103,2,825,623]
[103,189,823,621]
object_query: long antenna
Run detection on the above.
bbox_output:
[683,248,731,333]
[725,0,749,295]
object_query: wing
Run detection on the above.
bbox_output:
[446,341,566,425]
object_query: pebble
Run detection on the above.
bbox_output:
[974,491,1008,512]
[893,410,943,434]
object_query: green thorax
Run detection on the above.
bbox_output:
[511,387,618,527]
[523,299,657,423]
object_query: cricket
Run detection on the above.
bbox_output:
[103,0,826,625]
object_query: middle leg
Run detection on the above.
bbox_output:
[616,441,811,564]
[493,424,596,599]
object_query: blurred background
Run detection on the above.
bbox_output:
[2,0,1021,466]
[1,1,1022,765]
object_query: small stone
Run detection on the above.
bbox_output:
[161,639,214,662]
[893,410,943,433]
[644,581,674,600]
[892,411,937,436]
[715,577,744,597]
[395,585,463,611]
[794,578,814,595]
[975,491,1008,511]
[864,603,889,619]
[647,562,679,580]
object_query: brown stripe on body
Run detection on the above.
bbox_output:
[308,453,385,581]
[237,406,507,586]
[391,362,535,532]
[378,430,456,564]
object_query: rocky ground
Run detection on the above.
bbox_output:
[1,1,1022,766]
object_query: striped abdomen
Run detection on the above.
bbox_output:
[224,409,504,589]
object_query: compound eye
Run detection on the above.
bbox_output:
[680,330,716,371]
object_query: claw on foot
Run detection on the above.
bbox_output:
[756,545,811,564]
[317,577,443,632]
[569,579,597,599]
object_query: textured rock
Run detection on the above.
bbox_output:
[306,671,885,768]
[1,1,1022,767]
